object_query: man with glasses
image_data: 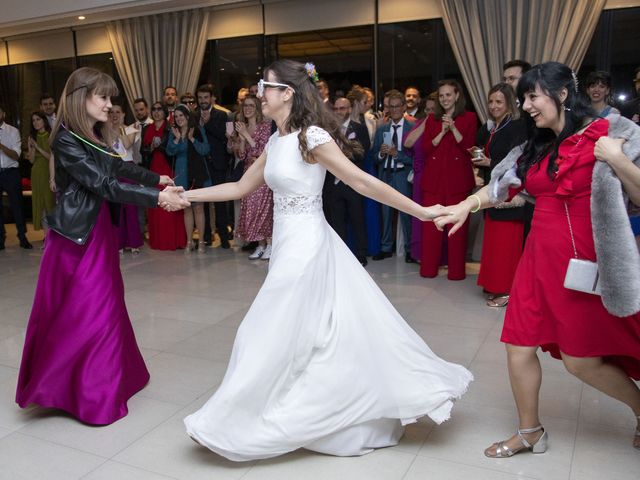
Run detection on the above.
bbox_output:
[502,60,531,91]
[180,93,198,112]
[370,90,415,263]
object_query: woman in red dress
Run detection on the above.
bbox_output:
[473,84,528,307]
[420,80,477,280]
[141,102,187,250]
[434,62,640,455]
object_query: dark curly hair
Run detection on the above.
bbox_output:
[263,59,363,163]
[516,61,596,182]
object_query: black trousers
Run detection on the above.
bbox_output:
[0,168,27,239]
[204,168,230,243]
[324,181,368,259]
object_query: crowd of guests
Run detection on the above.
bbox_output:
[2,63,639,287]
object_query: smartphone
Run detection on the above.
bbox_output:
[226,121,234,136]
[383,131,393,146]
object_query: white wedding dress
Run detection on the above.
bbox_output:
[184,126,473,461]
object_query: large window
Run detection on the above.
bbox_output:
[580,7,640,106]
[199,36,263,109]
[378,19,462,105]
[267,26,374,100]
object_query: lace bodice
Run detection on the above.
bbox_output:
[264,126,332,217]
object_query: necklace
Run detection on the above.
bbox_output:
[62,123,125,158]
[490,115,512,135]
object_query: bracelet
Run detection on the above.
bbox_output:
[468,194,482,213]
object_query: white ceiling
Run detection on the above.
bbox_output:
[0,0,254,38]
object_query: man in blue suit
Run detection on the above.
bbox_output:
[370,90,416,263]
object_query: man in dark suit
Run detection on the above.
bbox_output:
[322,97,370,266]
[370,90,415,263]
[197,84,231,248]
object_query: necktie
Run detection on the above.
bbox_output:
[388,124,400,169]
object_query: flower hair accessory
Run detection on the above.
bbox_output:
[571,70,579,93]
[305,62,319,82]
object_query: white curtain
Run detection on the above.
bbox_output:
[106,9,210,110]
[440,0,606,122]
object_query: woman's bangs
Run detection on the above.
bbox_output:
[92,74,119,98]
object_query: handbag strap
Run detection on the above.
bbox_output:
[564,201,579,259]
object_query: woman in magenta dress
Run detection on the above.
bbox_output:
[234,95,273,260]
[435,62,640,455]
[142,101,187,251]
[15,68,187,425]
[420,80,477,280]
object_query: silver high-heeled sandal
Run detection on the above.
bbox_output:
[485,425,548,458]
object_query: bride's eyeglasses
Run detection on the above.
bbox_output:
[257,79,294,98]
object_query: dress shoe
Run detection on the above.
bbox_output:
[372,251,392,261]
[241,241,258,251]
[405,253,418,264]
[357,256,368,267]
[19,237,33,249]
[221,238,230,249]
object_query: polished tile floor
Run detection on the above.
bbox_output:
[0,232,638,480]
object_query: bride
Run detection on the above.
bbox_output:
[180,59,473,461]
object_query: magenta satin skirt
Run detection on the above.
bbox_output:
[16,202,150,425]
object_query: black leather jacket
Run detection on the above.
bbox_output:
[46,129,160,245]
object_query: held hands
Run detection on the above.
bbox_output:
[158,186,189,211]
[158,175,175,186]
[594,136,627,166]
[432,201,472,236]
[418,204,451,221]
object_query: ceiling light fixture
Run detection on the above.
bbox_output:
[78,16,86,20]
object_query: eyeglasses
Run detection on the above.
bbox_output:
[257,79,295,98]
[151,107,164,111]
[388,104,404,110]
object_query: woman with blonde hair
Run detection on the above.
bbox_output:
[15,67,187,425]
[234,94,273,259]
[182,60,472,461]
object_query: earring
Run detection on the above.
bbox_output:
[562,103,571,112]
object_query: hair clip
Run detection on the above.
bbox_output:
[66,84,88,97]
[571,70,579,93]
[304,63,319,82]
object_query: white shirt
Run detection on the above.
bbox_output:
[47,113,56,128]
[0,122,21,169]
[380,118,405,169]
[126,117,153,164]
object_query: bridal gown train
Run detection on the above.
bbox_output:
[184,126,473,461]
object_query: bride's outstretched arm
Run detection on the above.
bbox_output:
[313,141,447,221]
[183,151,267,203]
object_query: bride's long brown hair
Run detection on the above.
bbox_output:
[263,59,363,163]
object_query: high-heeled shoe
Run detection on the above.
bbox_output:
[485,425,548,458]
[197,242,206,254]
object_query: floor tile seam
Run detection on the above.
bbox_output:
[10,430,110,459]
[455,399,582,423]
[567,383,583,480]
[408,451,543,479]
[464,320,497,368]
[158,347,232,364]
[77,458,111,479]
[398,450,419,480]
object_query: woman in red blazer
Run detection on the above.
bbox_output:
[420,80,477,280]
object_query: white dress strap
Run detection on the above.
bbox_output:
[306,126,332,150]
